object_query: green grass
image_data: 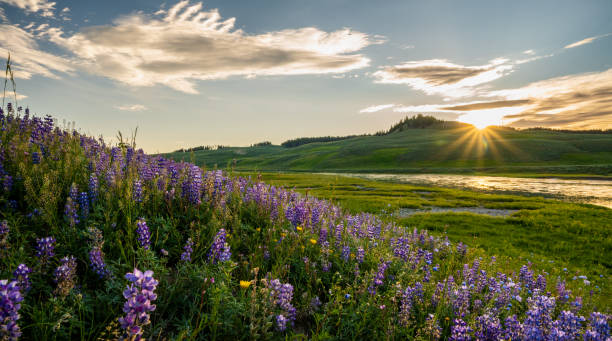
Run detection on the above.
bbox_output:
[166,127,612,176]
[243,172,612,302]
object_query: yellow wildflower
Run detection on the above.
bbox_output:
[256,228,261,232]
[309,239,317,245]
[281,233,286,238]
[296,226,303,232]
[240,280,251,289]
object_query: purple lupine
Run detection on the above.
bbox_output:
[584,312,610,341]
[2,175,12,192]
[0,280,23,340]
[54,256,77,297]
[268,279,297,329]
[180,238,194,262]
[549,310,585,340]
[79,192,89,219]
[12,264,32,292]
[368,259,390,295]
[520,264,535,290]
[89,248,110,279]
[356,247,365,264]
[341,245,350,262]
[31,151,40,164]
[502,315,523,340]
[475,313,502,340]
[88,173,98,203]
[119,269,158,340]
[133,180,143,203]
[208,229,231,264]
[135,218,151,250]
[523,294,556,340]
[35,236,56,263]
[276,314,287,332]
[449,318,472,341]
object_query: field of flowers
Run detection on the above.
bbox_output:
[0,103,610,340]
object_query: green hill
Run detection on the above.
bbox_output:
[165,126,612,175]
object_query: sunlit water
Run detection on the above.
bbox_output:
[326,173,612,209]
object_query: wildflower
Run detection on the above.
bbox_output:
[449,318,472,341]
[79,192,89,219]
[309,239,317,245]
[135,218,151,250]
[208,229,231,264]
[31,151,40,164]
[276,314,287,331]
[35,236,56,263]
[0,280,23,340]
[133,179,143,203]
[12,264,32,291]
[341,245,350,261]
[160,249,168,256]
[180,238,194,262]
[88,174,98,203]
[240,280,251,289]
[583,312,610,341]
[549,310,585,340]
[119,269,158,340]
[89,248,110,279]
[296,226,303,232]
[54,256,77,297]
[423,314,442,340]
[356,247,365,264]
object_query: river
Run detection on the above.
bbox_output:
[328,173,612,209]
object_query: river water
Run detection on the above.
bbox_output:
[329,173,612,209]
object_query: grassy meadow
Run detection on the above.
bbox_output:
[244,172,612,303]
[166,127,612,177]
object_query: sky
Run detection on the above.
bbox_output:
[0,0,611,152]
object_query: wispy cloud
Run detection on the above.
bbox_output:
[359,103,395,113]
[564,33,611,49]
[0,24,73,79]
[373,58,513,98]
[116,104,147,112]
[0,0,56,17]
[44,1,378,94]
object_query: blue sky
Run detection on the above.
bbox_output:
[1,0,611,152]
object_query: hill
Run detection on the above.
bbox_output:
[165,125,612,175]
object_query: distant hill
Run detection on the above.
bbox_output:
[164,115,612,175]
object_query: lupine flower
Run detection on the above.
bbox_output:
[181,238,194,262]
[54,256,77,297]
[549,310,585,340]
[12,264,32,292]
[89,247,110,279]
[475,313,502,340]
[208,229,231,263]
[276,314,287,331]
[368,259,390,295]
[133,180,143,203]
[356,247,364,264]
[449,318,472,341]
[0,280,23,340]
[135,218,151,250]
[88,173,98,203]
[584,312,610,341]
[35,236,56,263]
[31,151,40,164]
[502,315,523,340]
[341,245,350,261]
[268,279,297,329]
[119,269,158,340]
[523,294,556,340]
[79,191,89,219]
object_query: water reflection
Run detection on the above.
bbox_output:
[327,173,612,209]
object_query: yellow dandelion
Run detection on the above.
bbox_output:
[309,239,317,245]
[273,239,278,242]
[240,280,251,289]
[256,228,261,232]
[296,226,303,232]
[281,233,286,238]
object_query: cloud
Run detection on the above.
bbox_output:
[441,99,530,111]
[0,24,73,79]
[359,103,395,113]
[116,104,147,112]
[0,7,7,22]
[46,1,377,94]
[0,0,56,17]
[564,33,611,49]
[373,58,513,98]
